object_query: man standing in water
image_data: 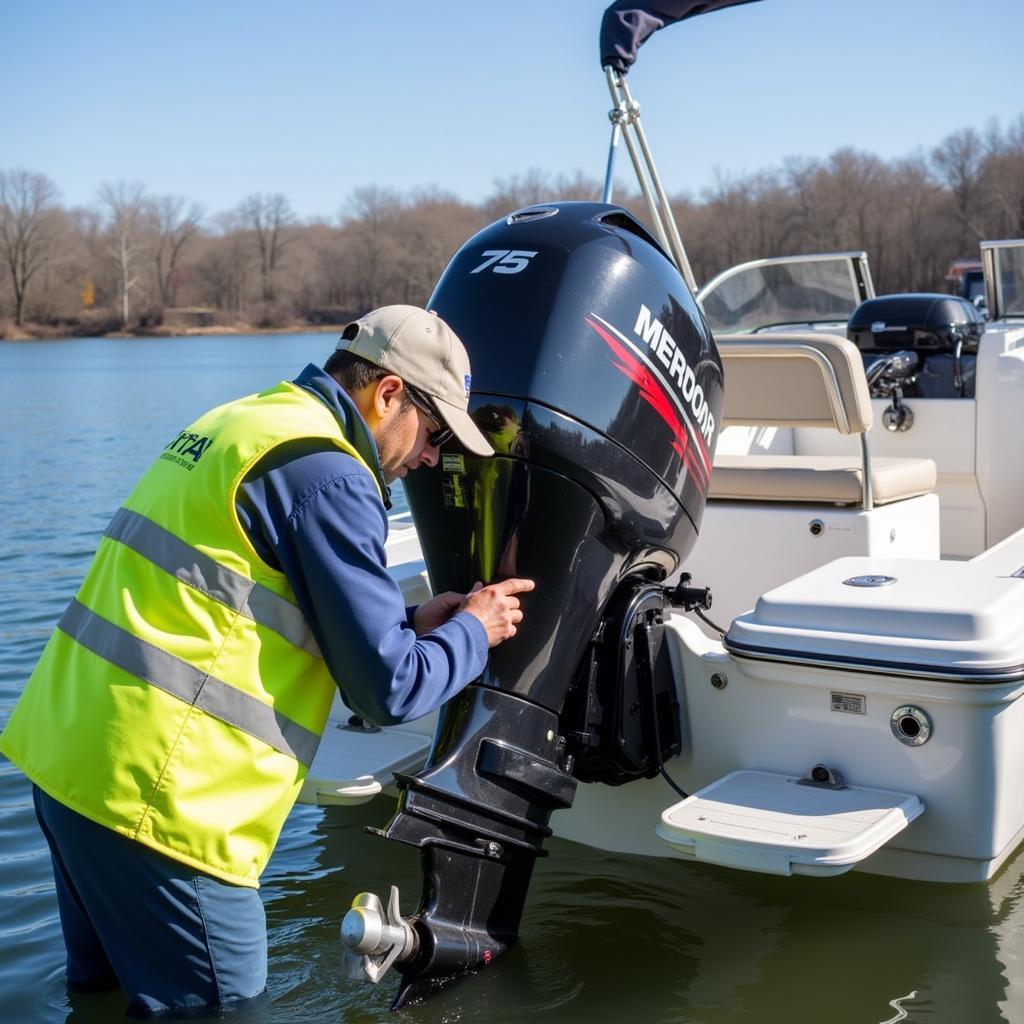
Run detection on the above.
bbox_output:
[0,305,534,1016]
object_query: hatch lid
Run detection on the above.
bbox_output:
[656,769,924,876]
[725,555,1024,682]
[298,724,431,806]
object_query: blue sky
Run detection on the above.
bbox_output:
[3,0,1021,219]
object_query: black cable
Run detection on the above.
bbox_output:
[634,608,689,804]
[694,606,726,637]
[659,765,688,800]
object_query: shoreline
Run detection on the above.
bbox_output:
[1,323,348,342]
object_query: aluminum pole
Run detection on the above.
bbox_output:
[860,433,874,511]
[604,67,673,264]
[617,77,698,295]
[603,119,622,204]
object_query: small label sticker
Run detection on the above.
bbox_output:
[831,691,866,715]
[442,453,465,473]
[441,477,466,509]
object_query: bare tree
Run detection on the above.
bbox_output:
[311,228,353,309]
[196,213,251,314]
[391,187,484,304]
[883,157,942,290]
[97,181,149,327]
[152,195,203,308]
[696,170,760,273]
[0,169,61,325]
[10,111,1024,336]
[551,170,604,202]
[984,116,1024,238]
[236,192,294,304]
[781,157,827,250]
[482,169,553,220]
[339,186,405,310]
[932,127,988,251]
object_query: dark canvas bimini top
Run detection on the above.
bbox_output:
[600,0,762,72]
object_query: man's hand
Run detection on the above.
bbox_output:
[459,578,536,648]
[413,590,467,636]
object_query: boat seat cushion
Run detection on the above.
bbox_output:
[717,334,873,433]
[709,454,937,506]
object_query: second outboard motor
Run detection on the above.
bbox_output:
[848,292,984,399]
[343,202,723,1007]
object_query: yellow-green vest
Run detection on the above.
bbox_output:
[0,381,379,887]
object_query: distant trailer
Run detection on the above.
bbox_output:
[945,259,985,301]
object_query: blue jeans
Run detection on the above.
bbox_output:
[33,785,268,1017]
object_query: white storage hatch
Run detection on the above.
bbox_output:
[657,770,924,876]
[725,555,1024,681]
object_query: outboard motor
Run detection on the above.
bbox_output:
[341,202,723,1007]
[847,293,984,400]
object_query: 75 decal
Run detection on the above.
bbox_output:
[470,249,538,275]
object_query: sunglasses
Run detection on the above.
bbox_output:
[405,386,454,448]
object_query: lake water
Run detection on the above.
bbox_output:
[2,334,1023,1024]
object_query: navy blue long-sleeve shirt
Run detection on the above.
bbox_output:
[235,364,487,726]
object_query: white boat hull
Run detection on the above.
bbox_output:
[302,310,1024,885]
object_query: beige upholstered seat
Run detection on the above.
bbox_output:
[712,334,936,507]
[710,454,937,506]
[717,334,873,433]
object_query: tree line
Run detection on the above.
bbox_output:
[1,118,1022,338]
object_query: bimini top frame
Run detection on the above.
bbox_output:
[599,0,761,296]
[603,67,698,295]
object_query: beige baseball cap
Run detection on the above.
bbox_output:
[337,305,494,457]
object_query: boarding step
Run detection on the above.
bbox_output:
[298,723,431,807]
[655,769,924,877]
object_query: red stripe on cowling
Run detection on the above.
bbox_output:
[585,316,708,488]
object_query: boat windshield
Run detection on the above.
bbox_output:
[697,253,873,335]
[982,241,1024,320]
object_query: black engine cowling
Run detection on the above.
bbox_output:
[848,292,984,398]
[372,202,723,1006]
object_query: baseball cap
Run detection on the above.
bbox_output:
[337,305,494,457]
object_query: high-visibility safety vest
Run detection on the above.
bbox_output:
[1,381,380,887]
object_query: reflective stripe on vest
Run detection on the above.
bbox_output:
[58,598,321,768]
[104,507,320,658]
